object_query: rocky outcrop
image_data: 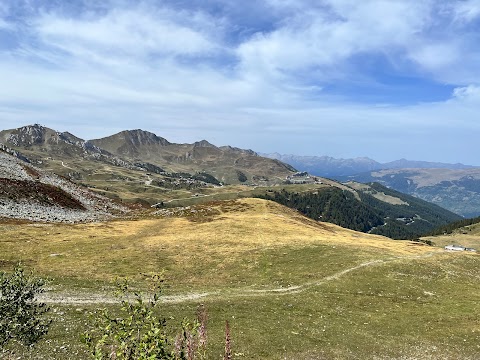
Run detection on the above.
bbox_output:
[0,150,129,223]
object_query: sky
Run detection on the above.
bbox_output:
[1,0,480,165]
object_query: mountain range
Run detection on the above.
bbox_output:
[0,124,296,205]
[88,129,295,182]
[264,153,480,218]
[0,134,463,240]
[0,125,294,184]
[263,153,475,177]
[3,124,480,223]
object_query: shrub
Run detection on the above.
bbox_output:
[83,274,216,360]
[0,266,51,350]
[235,170,248,183]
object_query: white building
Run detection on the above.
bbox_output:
[444,245,465,251]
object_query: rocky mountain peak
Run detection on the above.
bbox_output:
[220,145,257,156]
[193,140,216,148]
[59,131,84,144]
[2,124,53,147]
[120,129,170,147]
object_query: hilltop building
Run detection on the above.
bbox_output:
[286,172,321,184]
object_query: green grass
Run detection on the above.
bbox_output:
[1,199,479,359]
[422,221,480,251]
[5,254,479,359]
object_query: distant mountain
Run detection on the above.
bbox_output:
[263,153,381,177]
[383,158,474,170]
[263,153,475,177]
[0,124,105,157]
[91,129,295,184]
[339,168,480,218]
[0,124,164,174]
[0,125,296,205]
[256,181,462,240]
[89,129,170,158]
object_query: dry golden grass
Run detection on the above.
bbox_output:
[423,234,480,249]
[346,181,408,205]
[1,198,479,359]
[0,198,440,291]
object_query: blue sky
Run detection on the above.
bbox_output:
[1,0,480,164]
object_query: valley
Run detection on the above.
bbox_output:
[265,153,480,218]
[339,168,480,218]
[1,124,479,359]
[4,3,480,359]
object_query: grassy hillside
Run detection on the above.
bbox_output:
[426,216,480,237]
[338,168,480,217]
[422,220,480,249]
[256,182,462,239]
[0,125,297,206]
[0,199,479,359]
[89,129,296,185]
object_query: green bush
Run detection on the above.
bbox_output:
[0,266,51,350]
[235,170,248,183]
[83,274,209,360]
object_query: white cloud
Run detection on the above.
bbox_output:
[452,0,480,23]
[408,43,461,70]
[238,0,432,81]
[1,0,480,164]
[0,2,13,31]
[0,2,9,15]
[33,5,222,64]
[0,19,12,30]
[452,85,480,102]
[238,0,480,87]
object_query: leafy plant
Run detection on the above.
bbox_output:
[83,274,213,360]
[83,274,173,359]
[0,266,51,350]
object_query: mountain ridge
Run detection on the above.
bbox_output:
[88,128,295,183]
[0,125,296,200]
[263,153,476,177]
[89,129,171,158]
[256,181,462,239]
[339,168,480,217]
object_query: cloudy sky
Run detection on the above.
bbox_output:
[1,0,480,164]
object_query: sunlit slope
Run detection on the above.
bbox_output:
[90,129,295,184]
[1,198,479,359]
[0,198,439,290]
[341,168,480,217]
[423,220,480,249]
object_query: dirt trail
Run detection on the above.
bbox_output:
[38,292,212,305]
[60,161,73,170]
[38,251,441,305]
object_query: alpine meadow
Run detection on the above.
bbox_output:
[1,1,480,359]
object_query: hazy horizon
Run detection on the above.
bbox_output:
[1,1,479,165]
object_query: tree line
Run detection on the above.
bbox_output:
[256,184,461,240]
[425,215,480,236]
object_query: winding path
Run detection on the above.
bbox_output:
[37,251,441,305]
